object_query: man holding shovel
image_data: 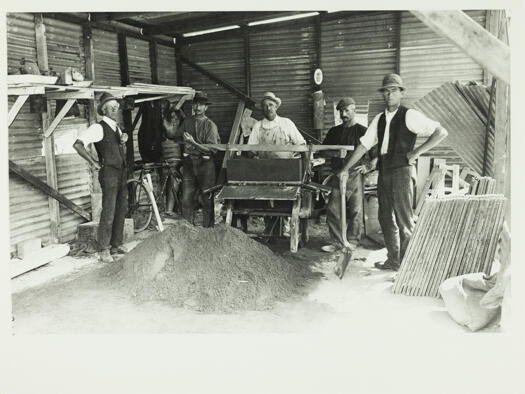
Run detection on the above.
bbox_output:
[321,97,377,254]
[336,74,448,272]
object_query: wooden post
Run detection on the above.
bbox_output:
[149,40,159,84]
[35,13,59,242]
[82,22,101,194]
[394,11,402,74]
[175,34,183,86]
[242,26,251,97]
[118,33,135,176]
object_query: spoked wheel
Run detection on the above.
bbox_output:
[126,179,153,232]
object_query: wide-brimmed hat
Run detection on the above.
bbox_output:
[97,92,120,115]
[378,73,405,92]
[336,97,356,110]
[261,91,281,108]
[193,91,211,105]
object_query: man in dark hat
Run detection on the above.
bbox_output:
[73,92,128,263]
[336,74,448,271]
[320,97,377,253]
[179,91,220,227]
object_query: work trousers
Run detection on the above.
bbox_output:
[98,165,128,251]
[326,172,363,247]
[377,165,416,266]
[182,157,216,227]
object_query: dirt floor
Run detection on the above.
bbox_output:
[10,217,501,334]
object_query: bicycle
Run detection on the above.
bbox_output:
[126,159,183,232]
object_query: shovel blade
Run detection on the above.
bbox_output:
[335,250,353,279]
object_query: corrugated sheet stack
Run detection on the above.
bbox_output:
[392,195,506,297]
[471,176,496,195]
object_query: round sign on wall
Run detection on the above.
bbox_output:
[314,68,323,85]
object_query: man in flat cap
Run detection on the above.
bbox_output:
[247,92,306,158]
[321,97,377,253]
[248,92,306,236]
[179,91,220,227]
[336,74,448,271]
[73,92,128,263]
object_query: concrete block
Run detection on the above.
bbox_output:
[124,218,134,241]
[91,192,102,222]
[16,238,42,260]
[77,221,98,243]
[11,243,70,278]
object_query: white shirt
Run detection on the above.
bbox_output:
[360,108,440,154]
[247,115,306,158]
[76,116,122,146]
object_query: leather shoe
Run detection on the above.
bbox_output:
[99,249,114,263]
[374,260,400,271]
[321,244,340,253]
[110,246,127,255]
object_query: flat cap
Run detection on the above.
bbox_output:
[336,97,356,110]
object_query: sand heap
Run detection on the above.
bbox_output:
[119,221,317,312]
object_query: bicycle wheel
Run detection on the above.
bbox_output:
[126,179,153,232]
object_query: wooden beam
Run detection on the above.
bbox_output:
[411,10,510,83]
[8,95,29,127]
[196,144,355,152]
[92,12,147,22]
[9,160,91,221]
[494,80,509,196]
[175,35,183,86]
[46,91,94,100]
[44,99,77,137]
[7,86,46,96]
[394,11,402,74]
[149,40,159,84]
[223,101,246,169]
[177,53,255,108]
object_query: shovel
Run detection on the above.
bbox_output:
[334,171,354,279]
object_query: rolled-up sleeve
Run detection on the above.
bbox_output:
[359,113,380,151]
[405,109,440,137]
[76,123,103,146]
[283,118,306,145]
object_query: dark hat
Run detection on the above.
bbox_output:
[261,91,282,108]
[193,91,211,105]
[336,97,356,110]
[378,73,405,92]
[97,92,120,115]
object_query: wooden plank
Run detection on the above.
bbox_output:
[10,244,70,279]
[46,91,94,100]
[290,196,301,253]
[7,74,58,85]
[217,185,300,201]
[118,32,135,178]
[198,144,355,152]
[415,156,431,205]
[223,101,246,169]
[43,99,77,137]
[9,160,91,221]
[225,202,233,226]
[8,86,46,96]
[411,10,509,83]
[8,95,30,127]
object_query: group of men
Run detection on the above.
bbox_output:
[73,72,447,270]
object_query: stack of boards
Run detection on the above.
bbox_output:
[471,176,496,195]
[393,195,506,297]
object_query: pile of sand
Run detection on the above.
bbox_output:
[119,222,317,312]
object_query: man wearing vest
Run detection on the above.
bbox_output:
[336,74,448,271]
[179,91,220,227]
[73,93,128,263]
[321,97,377,253]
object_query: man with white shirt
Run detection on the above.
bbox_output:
[247,92,306,236]
[73,93,128,263]
[336,74,448,271]
[247,91,306,158]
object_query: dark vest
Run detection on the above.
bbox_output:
[377,106,416,169]
[94,120,126,168]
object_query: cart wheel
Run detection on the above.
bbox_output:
[126,179,153,232]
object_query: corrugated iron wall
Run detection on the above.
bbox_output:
[321,11,398,132]
[400,10,487,167]
[250,20,315,133]
[180,36,245,142]
[7,13,37,75]
[92,28,121,86]
[157,44,177,85]
[7,14,52,253]
[399,10,486,106]
[127,37,152,84]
